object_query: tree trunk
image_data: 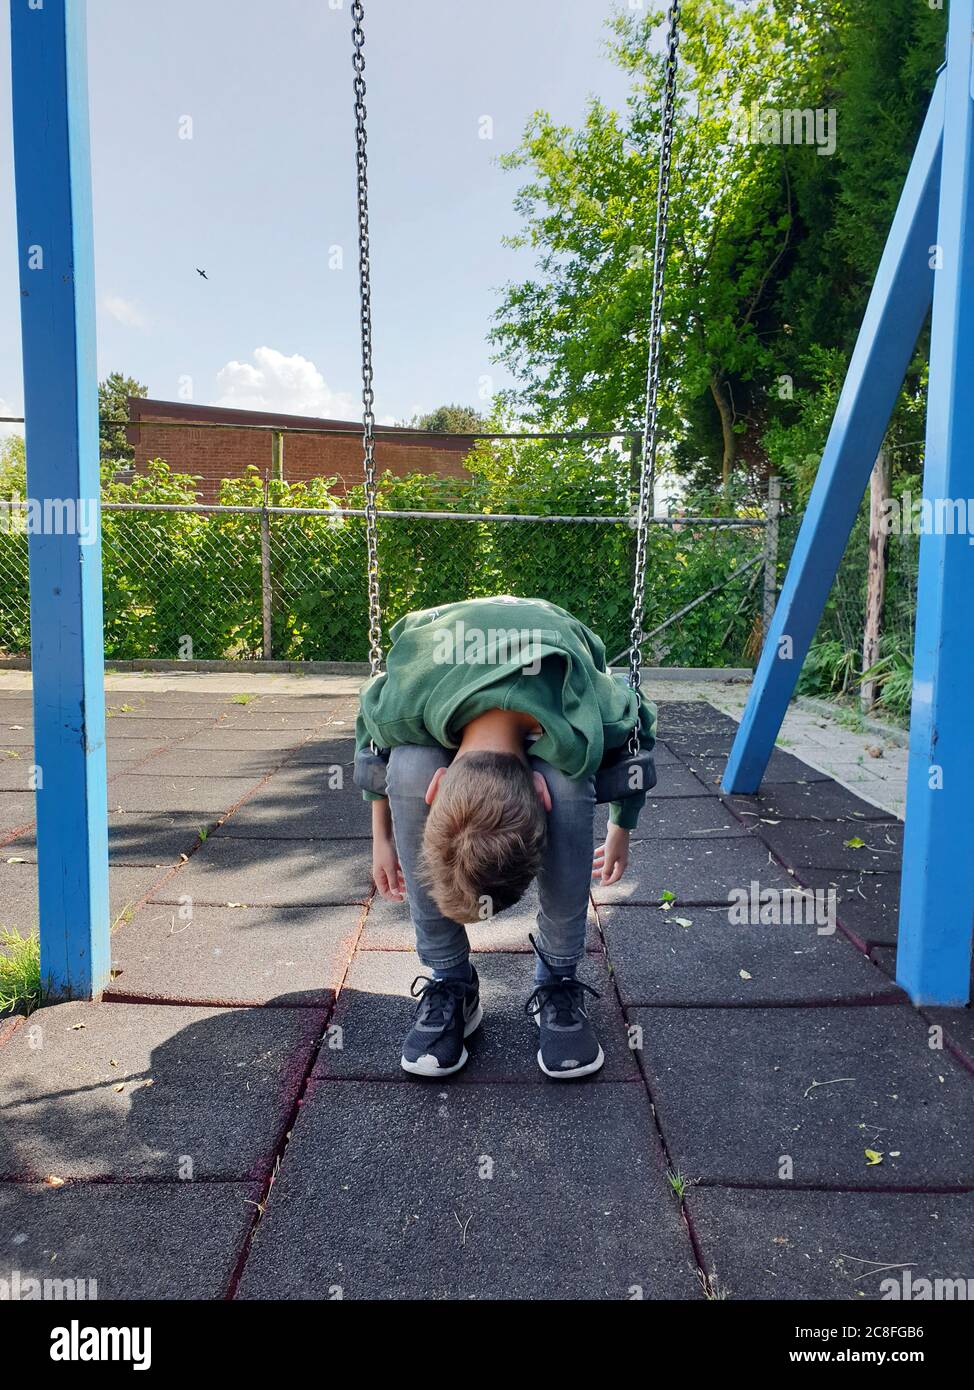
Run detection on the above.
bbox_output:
[710,376,736,491]
[861,449,890,714]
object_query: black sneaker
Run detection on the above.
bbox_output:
[400,968,482,1077]
[525,936,604,1080]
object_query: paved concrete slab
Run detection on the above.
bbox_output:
[358,886,601,954]
[801,870,901,945]
[752,819,903,873]
[597,795,745,841]
[6,812,218,867]
[0,725,35,746]
[632,1005,974,1187]
[591,834,795,906]
[725,782,899,823]
[0,759,36,792]
[0,1001,323,1180]
[314,950,638,1084]
[0,862,164,936]
[0,1181,260,1300]
[108,774,262,814]
[600,905,901,1007]
[237,1079,700,1301]
[689,1188,974,1300]
[152,835,373,905]
[108,903,359,1006]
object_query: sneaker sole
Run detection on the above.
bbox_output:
[400,1002,484,1078]
[536,1044,605,1080]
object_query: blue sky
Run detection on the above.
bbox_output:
[0,0,636,431]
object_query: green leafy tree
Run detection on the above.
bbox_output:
[98,373,147,463]
[409,404,484,433]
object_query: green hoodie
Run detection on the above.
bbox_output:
[355,594,656,830]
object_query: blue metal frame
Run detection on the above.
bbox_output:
[10,0,110,999]
[724,3,974,1005]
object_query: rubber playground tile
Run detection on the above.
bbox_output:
[0,1181,260,1301]
[358,886,601,954]
[107,773,261,814]
[870,946,974,1063]
[313,950,637,1084]
[599,904,901,1007]
[631,1004,974,1187]
[177,728,311,753]
[108,902,359,1007]
[0,724,35,746]
[751,819,903,874]
[0,791,34,835]
[597,794,745,841]
[151,834,373,905]
[277,738,357,767]
[237,1080,699,1301]
[5,812,219,867]
[103,717,213,740]
[591,833,795,907]
[138,748,294,779]
[0,1000,323,1181]
[0,760,37,792]
[689,1189,974,1301]
[724,781,898,823]
[218,776,372,838]
[685,751,831,788]
[646,740,681,766]
[0,862,165,937]
[216,711,338,732]
[800,869,901,945]
[631,764,711,798]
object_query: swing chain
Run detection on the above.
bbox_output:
[352,0,383,680]
[627,0,681,754]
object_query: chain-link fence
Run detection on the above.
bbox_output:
[0,499,772,667]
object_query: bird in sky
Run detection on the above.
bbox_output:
[196,267,208,280]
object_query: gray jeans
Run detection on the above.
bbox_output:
[385,743,595,972]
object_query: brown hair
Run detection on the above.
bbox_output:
[418,752,547,923]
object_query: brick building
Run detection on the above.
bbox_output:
[126,398,477,502]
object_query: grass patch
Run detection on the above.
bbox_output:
[231,693,256,706]
[0,927,41,1014]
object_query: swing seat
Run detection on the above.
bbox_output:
[354,743,656,805]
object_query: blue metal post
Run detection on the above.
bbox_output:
[10,0,110,999]
[722,73,945,793]
[896,0,974,1006]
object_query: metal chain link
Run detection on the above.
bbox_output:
[351,0,384,679]
[627,0,682,753]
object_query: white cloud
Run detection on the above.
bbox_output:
[102,294,148,329]
[210,346,362,420]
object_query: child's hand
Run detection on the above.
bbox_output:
[592,823,630,885]
[372,837,406,902]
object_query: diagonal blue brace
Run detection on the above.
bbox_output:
[722,68,944,797]
[10,0,110,999]
[896,1,974,1006]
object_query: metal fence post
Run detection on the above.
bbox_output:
[260,483,273,659]
[271,429,284,482]
[861,448,890,713]
[761,475,781,645]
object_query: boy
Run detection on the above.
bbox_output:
[355,594,655,1080]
